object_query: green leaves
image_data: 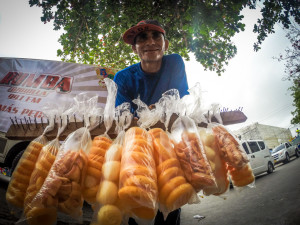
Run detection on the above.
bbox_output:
[29,0,299,76]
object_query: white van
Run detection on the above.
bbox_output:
[241,140,275,176]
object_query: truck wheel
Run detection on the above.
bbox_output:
[10,150,25,173]
[267,162,274,174]
[284,153,290,163]
[295,149,300,158]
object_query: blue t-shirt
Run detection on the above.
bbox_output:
[114,54,189,112]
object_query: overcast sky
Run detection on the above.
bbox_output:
[0,0,299,136]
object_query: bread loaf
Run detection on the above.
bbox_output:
[174,131,216,192]
[28,149,88,220]
[148,128,195,211]
[82,136,112,203]
[6,137,46,209]
[211,125,254,187]
[118,127,157,220]
[228,164,255,187]
[95,141,123,225]
[199,130,229,196]
[24,139,59,220]
[212,125,249,169]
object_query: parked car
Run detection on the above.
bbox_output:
[241,140,275,175]
[271,142,300,164]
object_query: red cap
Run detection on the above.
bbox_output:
[123,20,166,45]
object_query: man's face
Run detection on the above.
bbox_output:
[132,30,169,63]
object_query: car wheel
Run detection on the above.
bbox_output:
[267,162,274,174]
[295,149,300,158]
[284,153,290,163]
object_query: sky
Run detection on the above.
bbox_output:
[0,0,299,136]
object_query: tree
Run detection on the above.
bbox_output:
[276,24,300,82]
[282,24,300,125]
[29,0,300,75]
[273,23,300,124]
[290,80,300,124]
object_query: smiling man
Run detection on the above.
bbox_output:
[114,20,189,113]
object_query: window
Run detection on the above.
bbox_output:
[273,144,284,153]
[0,138,7,154]
[248,141,260,153]
[258,141,265,150]
[285,143,290,148]
[242,142,250,154]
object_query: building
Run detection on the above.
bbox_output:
[234,122,293,149]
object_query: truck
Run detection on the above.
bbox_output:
[0,57,118,178]
[271,141,300,164]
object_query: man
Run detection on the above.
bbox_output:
[113,20,188,225]
[114,20,189,113]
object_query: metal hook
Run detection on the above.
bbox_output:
[24,117,31,131]
[20,119,26,132]
[10,117,16,128]
[60,116,62,127]
[41,117,44,128]
[74,114,77,128]
[34,117,38,129]
[67,115,69,129]
[28,117,33,130]
[98,116,102,128]
[14,116,20,128]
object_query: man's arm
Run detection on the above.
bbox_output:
[113,71,135,112]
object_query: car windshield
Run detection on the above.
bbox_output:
[272,144,284,153]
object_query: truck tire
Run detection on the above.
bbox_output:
[10,150,25,173]
[284,153,290,163]
[267,162,274,174]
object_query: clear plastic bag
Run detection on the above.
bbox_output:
[22,138,60,225]
[5,135,47,212]
[133,91,198,218]
[20,102,74,225]
[198,127,230,196]
[82,78,118,204]
[82,134,112,204]
[211,123,255,188]
[171,116,217,193]
[23,94,97,225]
[119,126,158,223]
[91,102,132,225]
[148,128,198,218]
[5,102,63,213]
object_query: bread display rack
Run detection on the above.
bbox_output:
[5,111,247,141]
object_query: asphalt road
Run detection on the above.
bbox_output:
[1,157,300,225]
[181,157,300,225]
